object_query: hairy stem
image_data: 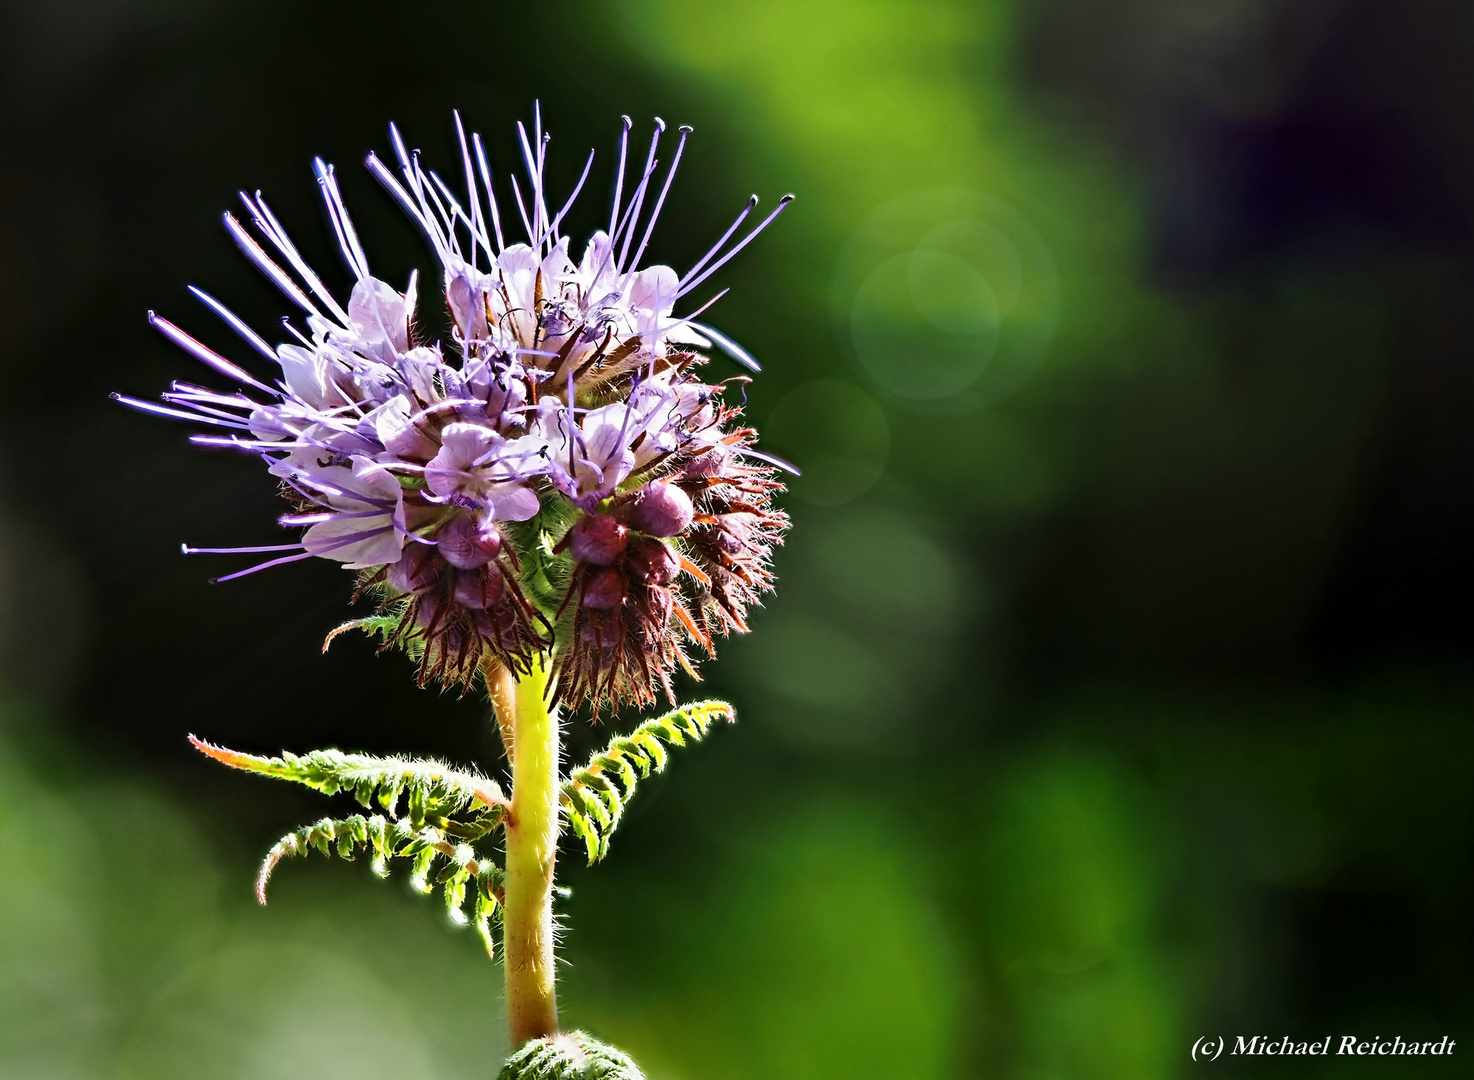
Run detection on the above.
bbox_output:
[484,660,518,765]
[501,655,560,1044]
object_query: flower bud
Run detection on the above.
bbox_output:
[436,516,501,569]
[645,585,674,624]
[628,481,694,537]
[683,444,732,478]
[414,591,443,630]
[446,271,488,340]
[582,566,626,609]
[569,514,628,566]
[626,536,679,586]
[387,542,438,594]
[453,564,504,610]
[437,623,465,657]
[471,604,518,644]
[715,520,746,555]
[580,615,622,649]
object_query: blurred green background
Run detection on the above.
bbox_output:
[2,0,1471,1076]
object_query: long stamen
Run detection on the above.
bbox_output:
[243,191,352,324]
[516,121,541,245]
[210,550,318,582]
[366,152,431,237]
[427,169,474,238]
[618,119,665,273]
[184,543,305,555]
[630,125,691,272]
[160,391,263,423]
[534,102,548,245]
[168,388,255,410]
[508,173,536,246]
[279,317,313,347]
[312,158,371,281]
[389,125,452,257]
[689,319,761,372]
[417,158,462,257]
[591,153,661,288]
[472,132,505,253]
[608,115,632,236]
[189,435,314,451]
[187,286,278,362]
[454,111,492,268]
[536,132,551,253]
[675,195,794,300]
[549,148,596,240]
[680,195,758,287]
[111,394,253,429]
[733,446,802,475]
[223,212,322,318]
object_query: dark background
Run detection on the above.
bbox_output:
[1,1,1471,1077]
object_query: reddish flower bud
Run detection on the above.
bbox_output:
[582,566,626,609]
[579,615,622,649]
[453,564,505,610]
[628,481,694,537]
[715,520,746,555]
[645,585,674,624]
[569,514,628,566]
[438,623,466,657]
[436,516,501,569]
[387,542,438,594]
[414,590,443,630]
[471,603,518,645]
[682,444,732,478]
[627,536,679,586]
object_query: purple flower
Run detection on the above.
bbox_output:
[424,424,546,522]
[122,107,794,703]
[296,460,407,569]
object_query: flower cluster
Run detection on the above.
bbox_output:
[120,109,792,712]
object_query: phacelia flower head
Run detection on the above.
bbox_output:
[119,107,793,712]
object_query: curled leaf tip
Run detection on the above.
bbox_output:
[322,618,367,653]
[254,858,276,905]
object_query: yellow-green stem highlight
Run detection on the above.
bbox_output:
[502,656,560,1045]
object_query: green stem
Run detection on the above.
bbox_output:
[501,655,561,1045]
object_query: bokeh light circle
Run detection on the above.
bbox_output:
[764,379,890,506]
[909,248,1003,335]
[834,187,1060,412]
[851,252,1002,399]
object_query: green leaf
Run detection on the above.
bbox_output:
[560,700,733,865]
[193,737,511,959]
[253,813,505,958]
[189,736,507,828]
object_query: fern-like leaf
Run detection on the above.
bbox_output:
[189,736,507,825]
[254,811,506,956]
[322,612,401,653]
[192,737,510,958]
[560,700,733,864]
